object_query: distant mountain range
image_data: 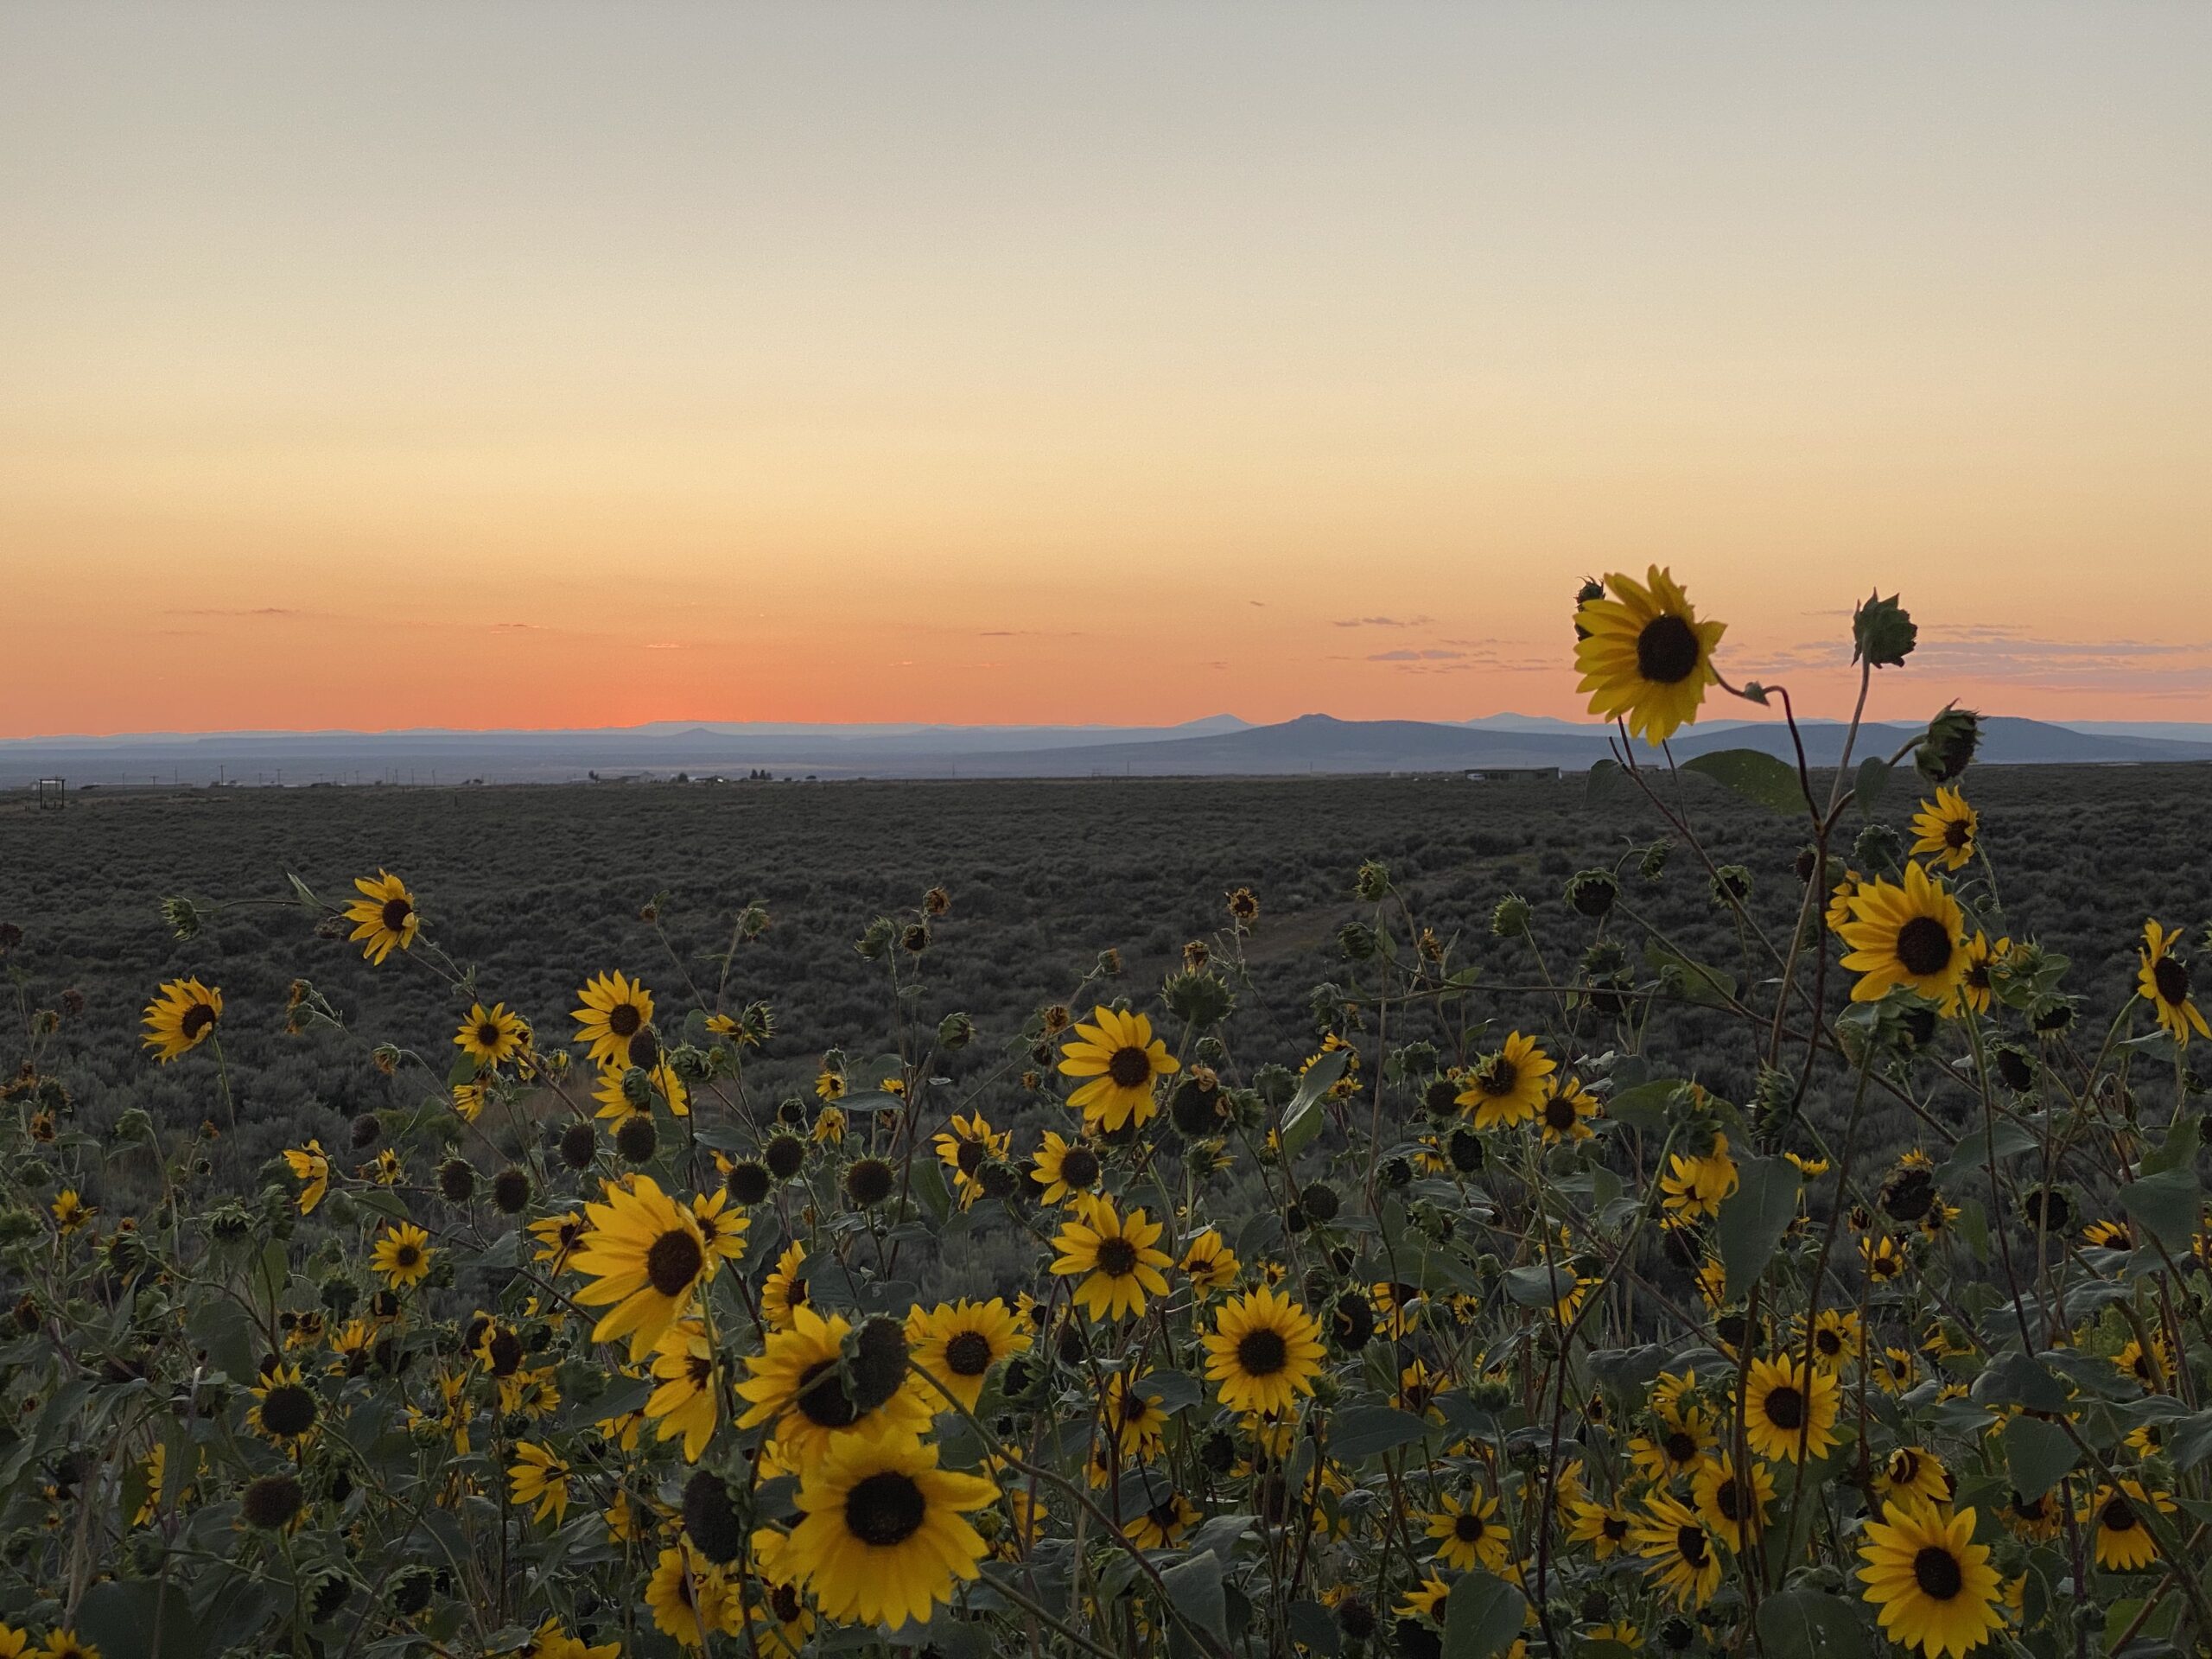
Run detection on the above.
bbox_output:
[3,712,2209,787]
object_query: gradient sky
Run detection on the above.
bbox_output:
[3,3,2209,737]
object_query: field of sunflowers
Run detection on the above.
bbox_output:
[4,575,2211,1659]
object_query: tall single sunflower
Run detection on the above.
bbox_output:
[1741,1356,1840,1462]
[1909,787,1980,873]
[906,1299,1030,1413]
[1958,932,2008,1016]
[779,1422,999,1631]
[507,1441,571,1524]
[1424,1490,1510,1573]
[569,1176,714,1361]
[1690,1456,1774,1549]
[1839,861,1969,1009]
[142,978,221,1063]
[1201,1286,1325,1416]
[1030,1131,1103,1206]
[932,1110,1010,1209]
[1659,1134,1741,1225]
[571,971,658,1069]
[760,1241,810,1329]
[281,1141,329,1215]
[734,1305,933,1470]
[1878,1446,1953,1506]
[2079,1479,2175,1571]
[1566,1497,1634,1559]
[454,1001,528,1067]
[688,1190,749,1269]
[644,1544,742,1647]
[1859,1499,2004,1657]
[1179,1227,1240,1298]
[1455,1031,1555,1130]
[1573,566,1726,743]
[2138,920,2209,1046]
[342,870,419,964]
[1630,1491,1723,1608]
[1125,1490,1201,1549]
[370,1222,434,1289]
[646,1319,720,1462]
[592,1060,690,1122]
[1050,1200,1172,1321]
[1057,1007,1179,1133]
[1536,1075,1599,1144]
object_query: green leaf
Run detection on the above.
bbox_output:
[1757,1587,1868,1657]
[1970,1351,2070,1414]
[1160,1549,1228,1646]
[1853,755,1891,821]
[2118,1168,2202,1255]
[1328,1405,1432,1462]
[1717,1158,1801,1300]
[447,1053,483,1089]
[1936,1118,2038,1191]
[2167,1410,2212,1474]
[908,1159,952,1226]
[1440,1569,1525,1659]
[2140,1112,2203,1177]
[2001,1414,2077,1498]
[1605,1078,1685,1133]
[1643,944,1738,1010]
[1585,757,1626,805]
[1280,1047,1351,1159]
[1683,747,1807,815]
[285,870,321,913]
[1503,1262,1575,1309]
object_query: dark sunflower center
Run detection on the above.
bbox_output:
[1107,1046,1153,1088]
[844,1471,927,1547]
[1675,1524,1708,1567]
[686,1355,713,1385]
[1912,1546,1963,1599]
[1096,1237,1140,1276]
[1636,613,1702,684]
[1060,1148,1100,1187]
[1149,1497,1183,1530]
[393,1244,420,1269]
[476,1022,502,1046]
[645,1229,705,1297]
[1762,1386,1805,1430]
[1665,1430,1698,1463]
[2103,1497,2139,1532]
[2154,956,2190,1007]
[1890,1452,1918,1484]
[956,1141,986,1175]
[772,1582,803,1621]
[487,1330,524,1376]
[2012,1493,2045,1521]
[380,897,412,931]
[795,1359,861,1428]
[1544,1095,1578,1130]
[944,1331,995,1376]
[1967,960,1991,989]
[260,1384,317,1437]
[1236,1329,1289,1376]
[1480,1059,1519,1097]
[181,1002,216,1039]
[1815,1328,1842,1357]
[1896,917,1955,978]
[1602,1515,1629,1541]
[1715,1478,1744,1521]
[608,1002,642,1038]
[1452,1512,1485,1542]
[1943,820,1970,849]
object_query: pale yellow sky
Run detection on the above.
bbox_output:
[3,3,2208,734]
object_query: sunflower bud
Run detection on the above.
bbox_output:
[1916,706,1982,785]
[1354,861,1391,902]
[1491,895,1532,939]
[1565,870,1618,918]
[1852,591,1917,668]
[158,898,201,941]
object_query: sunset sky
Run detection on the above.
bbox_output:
[4,4,2208,738]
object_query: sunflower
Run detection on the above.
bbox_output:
[1395,1576,1452,1622]
[341,870,419,964]
[1878,1446,1953,1506]
[249,1363,319,1445]
[779,1422,998,1631]
[734,1305,933,1470]
[646,1319,720,1461]
[932,1110,1010,1208]
[370,1223,434,1289]
[1840,862,1968,1010]
[1859,1499,2005,1657]
[689,1190,749,1268]
[569,1176,714,1360]
[1909,788,1980,873]
[529,1211,588,1272]
[1566,1497,1634,1559]
[35,1635,97,1659]
[1630,1491,1723,1608]
[1872,1345,1917,1394]
[1573,565,1726,743]
[2139,920,2209,1046]
[1058,1007,1179,1133]
[1425,1490,1510,1573]
[2082,1218,2132,1250]
[1101,1370,1170,1464]
[2004,1488,2063,1542]
[571,971,658,1069]
[1863,1235,1909,1284]
[1456,1031,1555,1129]
[1030,1131,1103,1206]
[814,1068,847,1102]
[760,1242,810,1330]
[1050,1200,1172,1321]
[1125,1490,1201,1550]
[1957,933,2008,1016]
[1742,1357,1839,1462]
[1629,1399,1716,1484]
[280,1141,330,1215]
[645,1544,742,1648]
[2113,1336,2168,1391]
[1179,1227,1241,1298]
[906,1299,1030,1414]
[1691,1456,1775,1549]
[1802,1306,1864,1370]
[1537,1076,1600,1144]
[1660,1135,1741,1225]
[141,978,221,1064]
[454,1001,528,1068]
[508,1441,571,1523]
[742,1533,818,1657]
[1202,1286,1325,1416]
[2081,1479,2175,1571]
[593,1060,689,1122]
[1826,868,1866,932]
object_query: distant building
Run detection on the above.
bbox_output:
[1464,766,1560,782]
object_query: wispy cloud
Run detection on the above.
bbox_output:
[1333,614,1433,629]
[164,607,313,619]
[1736,626,2212,690]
